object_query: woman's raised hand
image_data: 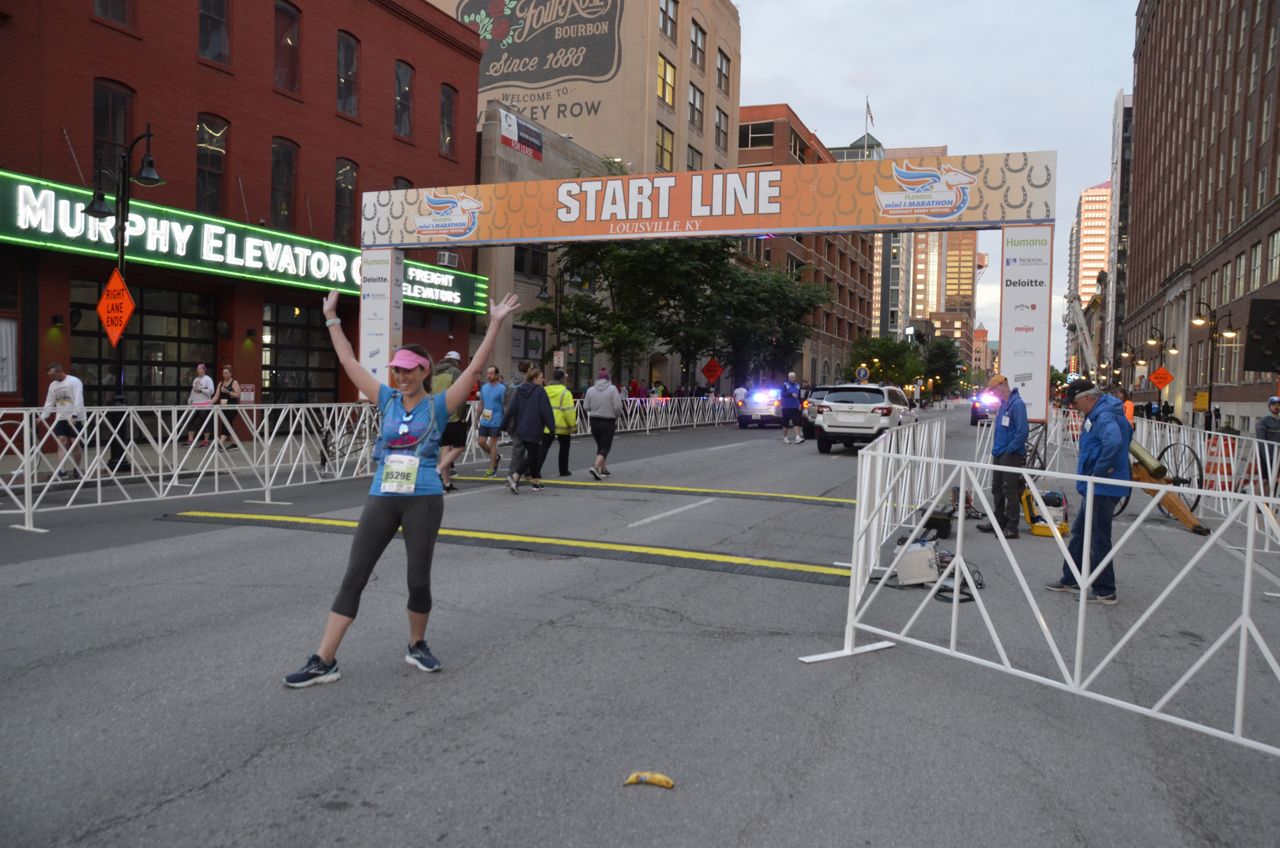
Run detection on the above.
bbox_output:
[322,290,340,320]
[489,293,520,324]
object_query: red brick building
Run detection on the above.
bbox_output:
[0,0,484,406]
[1124,0,1280,430]
[735,104,875,384]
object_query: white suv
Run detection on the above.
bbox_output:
[813,384,915,453]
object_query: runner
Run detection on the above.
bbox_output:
[41,362,85,478]
[283,290,520,688]
[477,366,506,477]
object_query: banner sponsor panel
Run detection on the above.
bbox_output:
[361,152,1057,248]
[358,249,404,399]
[998,225,1054,422]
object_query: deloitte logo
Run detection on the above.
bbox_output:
[1004,278,1046,287]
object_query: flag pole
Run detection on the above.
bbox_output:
[864,96,869,156]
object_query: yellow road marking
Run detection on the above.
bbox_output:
[176,510,850,578]
[452,475,856,506]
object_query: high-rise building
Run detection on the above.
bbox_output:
[1068,182,1113,307]
[1124,0,1280,429]
[972,323,991,378]
[1103,92,1134,377]
[736,105,875,384]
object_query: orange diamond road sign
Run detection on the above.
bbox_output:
[96,268,135,348]
[1149,366,1174,390]
[701,358,724,385]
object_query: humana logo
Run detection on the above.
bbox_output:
[1007,238,1048,247]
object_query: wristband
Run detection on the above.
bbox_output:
[325,318,341,327]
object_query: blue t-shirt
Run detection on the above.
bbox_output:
[369,384,448,497]
[781,380,802,409]
[479,381,507,429]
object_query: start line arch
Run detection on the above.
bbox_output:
[357,151,1056,418]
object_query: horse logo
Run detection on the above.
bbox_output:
[874,161,977,220]
[413,191,483,239]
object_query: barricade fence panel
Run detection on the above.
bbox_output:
[3,396,740,528]
[828,417,1280,757]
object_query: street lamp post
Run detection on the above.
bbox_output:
[85,122,163,469]
[1191,300,1237,431]
[86,122,164,403]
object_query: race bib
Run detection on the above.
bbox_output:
[380,454,419,494]
[1001,415,1010,426]
[481,409,493,422]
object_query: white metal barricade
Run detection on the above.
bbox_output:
[804,418,1280,758]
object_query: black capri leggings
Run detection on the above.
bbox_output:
[589,417,616,457]
[331,493,444,619]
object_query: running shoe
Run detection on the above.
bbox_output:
[505,474,520,494]
[283,654,340,688]
[531,482,545,492]
[444,483,458,493]
[482,468,497,478]
[783,436,792,444]
[405,640,441,672]
[794,437,805,444]
[588,467,602,481]
[601,470,611,478]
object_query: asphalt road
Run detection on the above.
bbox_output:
[2,406,1278,847]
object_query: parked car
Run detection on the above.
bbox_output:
[813,384,915,453]
[970,392,1000,426]
[736,387,782,428]
[801,385,834,440]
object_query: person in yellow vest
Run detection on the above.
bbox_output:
[545,368,578,476]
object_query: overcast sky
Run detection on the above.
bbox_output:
[735,0,1137,366]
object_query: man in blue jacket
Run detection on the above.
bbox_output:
[1046,379,1132,604]
[977,374,1028,539]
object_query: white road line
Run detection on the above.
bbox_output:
[627,497,717,527]
[708,441,755,451]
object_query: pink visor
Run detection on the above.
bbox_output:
[387,348,432,371]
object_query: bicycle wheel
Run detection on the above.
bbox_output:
[1113,492,1131,517]
[1156,442,1203,517]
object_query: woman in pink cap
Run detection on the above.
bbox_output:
[284,288,520,688]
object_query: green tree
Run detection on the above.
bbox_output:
[923,338,964,394]
[845,336,924,387]
[721,262,829,382]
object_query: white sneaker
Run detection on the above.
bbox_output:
[783,437,792,444]
[794,437,805,444]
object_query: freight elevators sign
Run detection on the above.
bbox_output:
[96,268,135,348]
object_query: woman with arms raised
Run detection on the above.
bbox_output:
[284,289,520,688]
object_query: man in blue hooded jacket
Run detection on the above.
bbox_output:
[1046,379,1131,604]
[977,374,1028,539]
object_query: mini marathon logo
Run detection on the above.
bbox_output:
[414,191,484,240]
[874,161,977,221]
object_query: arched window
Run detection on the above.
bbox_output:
[394,61,414,137]
[270,138,298,230]
[336,31,359,116]
[440,85,457,156]
[334,158,359,243]
[274,1,301,93]
[93,79,133,173]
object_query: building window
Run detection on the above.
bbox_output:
[1269,230,1280,284]
[687,84,703,131]
[655,123,674,172]
[789,130,808,163]
[94,0,130,26]
[716,49,730,95]
[687,145,702,171]
[1237,253,1247,300]
[738,121,773,148]
[690,21,706,70]
[511,325,545,363]
[198,0,230,64]
[394,61,414,137]
[195,114,228,215]
[440,84,456,156]
[1252,242,1263,291]
[261,303,338,405]
[93,79,131,174]
[274,1,301,93]
[659,0,677,40]
[270,137,298,230]
[657,54,676,107]
[336,31,359,116]
[514,245,548,279]
[393,176,412,191]
[334,158,358,243]
[714,108,728,151]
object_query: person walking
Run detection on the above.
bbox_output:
[505,366,553,493]
[781,371,803,444]
[215,364,241,451]
[432,351,466,492]
[504,360,530,469]
[977,374,1028,539]
[1116,387,1135,426]
[41,362,85,478]
[584,367,623,480]
[283,290,520,687]
[183,363,215,448]
[545,368,577,476]
[1254,396,1280,495]
[477,366,506,477]
[1045,379,1131,605]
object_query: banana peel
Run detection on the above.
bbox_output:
[623,771,675,789]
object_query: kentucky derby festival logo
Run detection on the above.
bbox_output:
[414,191,483,240]
[874,161,977,220]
